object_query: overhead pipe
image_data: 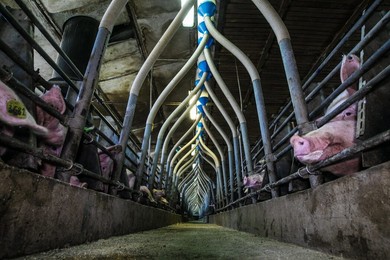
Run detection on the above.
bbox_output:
[172,142,199,186]
[165,114,202,189]
[149,73,208,188]
[203,15,279,197]
[171,141,199,197]
[178,167,196,192]
[168,126,202,191]
[202,49,255,183]
[150,88,202,188]
[204,81,243,200]
[202,93,235,203]
[114,0,197,187]
[134,34,210,188]
[176,152,199,184]
[249,0,310,132]
[201,116,229,205]
[249,0,322,187]
[199,135,224,208]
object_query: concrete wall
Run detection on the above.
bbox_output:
[0,163,181,259]
[209,161,390,260]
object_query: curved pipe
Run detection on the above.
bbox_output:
[204,16,278,197]
[203,48,253,177]
[169,131,201,180]
[59,0,128,183]
[148,77,205,188]
[135,34,210,187]
[199,138,224,207]
[114,0,196,186]
[172,142,199,192]
[165,114,202,190]
[201,118,229,205]
[204,81,242,200]
[154,73,208,188]
[202,105,235,203]
[176,152,198,186]
[171,139,199,185]
[249,0,309,130]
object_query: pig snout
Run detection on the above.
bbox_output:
[290,135,310,156]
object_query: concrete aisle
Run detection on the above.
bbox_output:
[17,222,345,259]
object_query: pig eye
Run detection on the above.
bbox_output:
[345,112,351,116]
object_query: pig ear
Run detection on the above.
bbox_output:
[53,85,67,114]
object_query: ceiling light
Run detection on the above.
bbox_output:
[181,0,194,27]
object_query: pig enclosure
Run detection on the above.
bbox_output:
[0,0,389,259]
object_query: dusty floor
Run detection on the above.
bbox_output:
[16,222,345,259]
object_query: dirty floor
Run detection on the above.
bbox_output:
[16,222,345,259]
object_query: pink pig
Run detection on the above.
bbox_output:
[98,144,122,193]
[0,80,48,155]
[290,54,361,176]
[139,185,157,204]
[36,85,67,178]
[152,188,169,205]
[243,173,264,193]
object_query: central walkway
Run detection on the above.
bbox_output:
[19,222,344,259]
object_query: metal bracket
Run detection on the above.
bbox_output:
[356,81,366,138]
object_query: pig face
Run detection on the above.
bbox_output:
[98,144,122,178]
[98,144,122,193]
[0,80,48,136]
[36,85,67,146]
[340,54,360,84]
[290,119,359,175]
[243,173,264,193]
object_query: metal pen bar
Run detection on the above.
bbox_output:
[0,38,52,90]
[0,133,138,193]
[15,0,84,79]
[251,6,389,154]
[217,129,390,212]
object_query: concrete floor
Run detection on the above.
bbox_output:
[16,222,345,259]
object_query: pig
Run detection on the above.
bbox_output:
[290,54,361,176]
[290,119,359,175]
[340,54,360,86]
[326,54,360,116]
[70,176,88,188]
[243,173,264,193]
[36,85,67,178]
[0,80,49,156]
[138,185,157,204]
[127,170,136,189]
[153,189,169,205]
[36,85,66,145]
[98,144,122,193]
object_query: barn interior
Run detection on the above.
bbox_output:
[0,0,389,259]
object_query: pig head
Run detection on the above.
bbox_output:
[98,144,122,193]
[36,85,67,178]
[0,80,48,156]
[290,119,359,175]
[36,85,66,146]
[243,173,264,193]
[153,189,169,205]
[139,185,157,204]
[290,53,361,176]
